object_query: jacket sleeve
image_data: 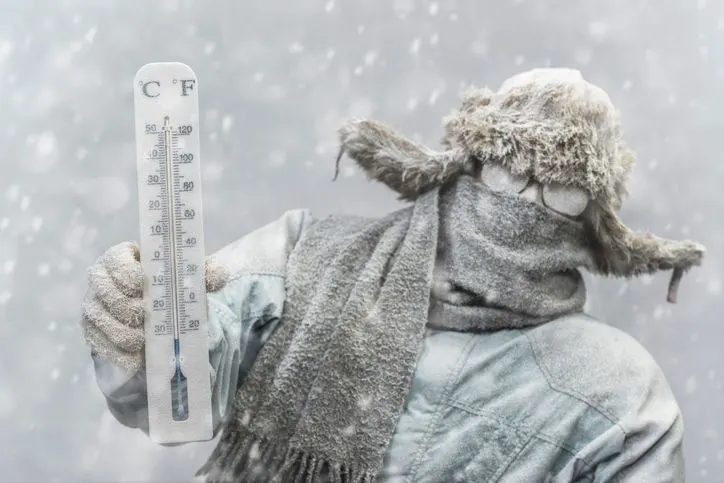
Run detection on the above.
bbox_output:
[90,209,311,444]
[583,369,686,483]
[590,411,685,482]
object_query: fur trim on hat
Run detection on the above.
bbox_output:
[335,119,471,201]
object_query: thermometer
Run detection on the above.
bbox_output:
[133,62,212,444]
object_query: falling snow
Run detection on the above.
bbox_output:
[0,2,722,483]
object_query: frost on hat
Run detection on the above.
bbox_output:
[335,67,705,302]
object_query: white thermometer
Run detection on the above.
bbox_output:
[133,62,212,444]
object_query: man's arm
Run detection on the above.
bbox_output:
[86,209,311,443]
[590,408,685,482]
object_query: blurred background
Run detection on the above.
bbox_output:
[0,0,722,481]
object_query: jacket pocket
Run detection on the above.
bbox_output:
[414,404,532,483]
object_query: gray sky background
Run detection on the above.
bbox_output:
[0,0,722,481]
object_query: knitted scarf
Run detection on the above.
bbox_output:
[197,175,590,482]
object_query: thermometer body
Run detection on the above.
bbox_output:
[133,62,212,444]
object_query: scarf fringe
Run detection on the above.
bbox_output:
[196,424,377,483]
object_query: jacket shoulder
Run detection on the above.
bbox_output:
[212,209,311,279]
[526,313,680,426]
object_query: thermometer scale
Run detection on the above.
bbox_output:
[133,62,212,444]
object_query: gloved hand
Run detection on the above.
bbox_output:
[81,241,229,374]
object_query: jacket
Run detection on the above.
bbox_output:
[91,209,685,482]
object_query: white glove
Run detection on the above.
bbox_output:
[81,241,229,373]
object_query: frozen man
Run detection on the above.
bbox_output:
[81,68,704,482]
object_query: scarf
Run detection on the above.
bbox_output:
[196,175,591,482]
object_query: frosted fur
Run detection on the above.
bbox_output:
[336,68,704,297]
[336,119,471,201]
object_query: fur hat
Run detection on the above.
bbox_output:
[335,68,705,303]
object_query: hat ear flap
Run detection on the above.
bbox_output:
[585,200,705,302]
[336,119,471,201]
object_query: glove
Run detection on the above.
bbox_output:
[81,241,229,374]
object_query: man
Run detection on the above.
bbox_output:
[81,68,704,482]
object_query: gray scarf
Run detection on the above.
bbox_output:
[197,175,590,482]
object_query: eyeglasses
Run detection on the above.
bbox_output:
[479,163,590,217]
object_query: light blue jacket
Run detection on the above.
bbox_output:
[92,210,685,482]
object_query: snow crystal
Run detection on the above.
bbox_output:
[76,147,88,160]
[48,321,57,332]
[364,51,378,66]
[429,89,441,105]
[241,410,251,425]
[685,376,697,394]
[698,0,708,9]
[204,42,216,55]
[574,48,593,65]
[428,2,439,16]
[57,259,72,272]
[410,37,422,55]
[652,305,669,320]
[203,161,224,182]
[357,25,366,34]
[0,40,13,63]
[82,177,130,214]
[3,260,14,274]
[20,196,29,211]
[0,218,10,231]
[5,184,19,202]
[29,131,59,172]
[31,216,42,232]
[707,278,721,295]
[348,97,374,117]
[0,384,15,419]
[709,369,716,380]
[340,165,356,178]
[50,368,60,381]
[269,150,287,168]
[324,0,335,12]
[393,0,415,16]
[588,21,609,41]
[71,373,79,384]
[514,55,525,66]
[430,33,439,45]
[37,264,50,277]
[622,79,633,91]
[288,42,304,54]
[326,49,336,60]
[353,65,363,76]
[357,395,372,409]
[248,442,261,460]
[407,98,418,110]
[0,291,11,305]
[84,26,97,43]
[221,115,234,132]
[471,40,488,56]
